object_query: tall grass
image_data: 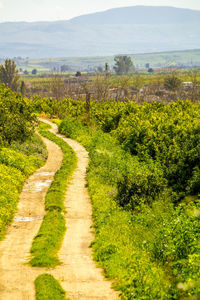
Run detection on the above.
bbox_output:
[35,274,68,300]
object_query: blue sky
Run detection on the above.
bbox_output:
[0,0,200,22]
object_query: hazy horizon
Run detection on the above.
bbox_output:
[0,0,200,23]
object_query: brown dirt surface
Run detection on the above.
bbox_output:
[0,120,119,300]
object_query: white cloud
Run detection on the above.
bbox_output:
[0,0,199,23]
[55,5,62,12]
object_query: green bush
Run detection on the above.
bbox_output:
[59,115,200,299]
[10,134,48,161]
[90,101,124,132]
[114,101,200,201]
[130,198,200,297]
[0,133,46,240]
[0,84,36,144]
[0,148,43,176]
[32,97,85,119]
[116,156,167,210]
[59,117,87,139]
[0,149,44,239]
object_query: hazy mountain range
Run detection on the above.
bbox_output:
[0,6,200,58]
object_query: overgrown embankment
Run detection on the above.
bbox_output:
[58,99,200,299]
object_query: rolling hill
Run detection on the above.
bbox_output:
[0,6,200,58]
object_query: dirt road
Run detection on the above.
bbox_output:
[47,121,118,299]
[0,120,118,300]
[0,136,63,300]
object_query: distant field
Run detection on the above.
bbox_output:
[1,49,199,73]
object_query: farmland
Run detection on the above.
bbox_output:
[22,69,200,105]
[1,49,200,74]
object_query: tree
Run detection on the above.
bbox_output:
[164,72,182,91]
[61,65,70,72]
[93,73,110,101]
[32,69,37,75]
[20,80,26,96]
[189,69,200,102]
[75,71,81,77]
[0,59,20,91]
[97,66,103,73]
[105,62,109,77]
[114,56,134,75]
[148,68,154,73]
[50,74,65,101]
[0,85,36,144]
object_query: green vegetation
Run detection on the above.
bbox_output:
[30,123,76,267]
[0,144,45,240]
[0,84,37,145]
[0,163,25,240]
[39,121,52,130]
[114,101,200,202]
[35,274,68,300]
[9,134,48,161]
[0,84,46,240]
[1,79,199,298]
[39,129,76,212]
[30,211,66,267]
[0,59,20,91]
[164,72,182,91]
[114,56,134,75]
[23,69,200,107]
[7,49,200,73]
[0,148,43,176]
[58,99,200,299]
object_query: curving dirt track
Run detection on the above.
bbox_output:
[0,136,63,300]
[0,120,118,300]
[47,120,119,300]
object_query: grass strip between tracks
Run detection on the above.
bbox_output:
[30,123,77,268]
[35,274,70,300]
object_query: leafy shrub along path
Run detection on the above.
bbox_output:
[58,105,200,299]
[0,146,45,240]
